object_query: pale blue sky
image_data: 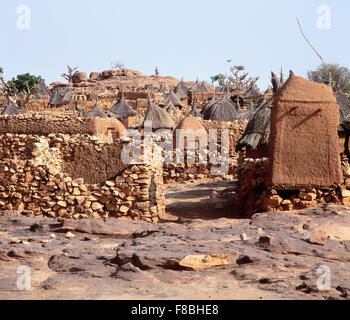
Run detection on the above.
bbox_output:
[0,0,349,89]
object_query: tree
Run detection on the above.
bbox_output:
[111,61,125,70]
[227,65,259,96]
[211,73,227,86]
[155,67,159,76]
[307,63,350,93]
[0,67,3,74]
[0,74,38,107]
[8,73,42,93]
[61,65,79,83]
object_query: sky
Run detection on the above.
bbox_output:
[0,0,349,90]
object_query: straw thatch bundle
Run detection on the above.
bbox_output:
[236,98,273,151]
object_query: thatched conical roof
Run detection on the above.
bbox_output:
[143,94,175,130]
[203,92,238,121]
[107,91,137,120]
[50,87,73,105]
[200,97,217,116]
[83,100,107,118]
[178,78,189,94]
[160,89,184,109]
[1,103,27,116]
[236,98,273,151]
[190,97,202,117]
[244,85,261,98]
[189,80,208,93]
[337,92,350,133]
[174,80,188,100]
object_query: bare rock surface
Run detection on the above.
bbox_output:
[1,204,350,300]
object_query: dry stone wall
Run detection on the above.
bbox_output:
[0,118,165,222]
[236,152,350,217]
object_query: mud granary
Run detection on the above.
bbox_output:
[237,75,350,216]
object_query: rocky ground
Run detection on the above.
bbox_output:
[1,180,350,300]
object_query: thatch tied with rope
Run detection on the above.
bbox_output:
[189,80,208,93]
[50,87,73,106]
[83,100,108,119]
[189,97,202,117]
[1,103,28,116]
[107,91,137,120]
[160,89,184,109]
[143,94,175,130]
[236,98,273,158]
[203,92,239,121]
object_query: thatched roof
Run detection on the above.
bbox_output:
[190,97,202,117]
[203,93,238,121]
[83,100,108,118]
[174,80,188,100]
[160,90,184,109]
[178,78,189,94]
[337,92,350,133]
[244,85,261,98]
[1,103,27,116]
[236,98,273,151]
[50,88,73,105]
[164,100,176,113]
[107,91,137,120]
[189,80,208,93]
[143,95,175,130]
[200,97,217,116]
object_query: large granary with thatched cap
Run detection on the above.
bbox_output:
[269,75,343,188]
[107,91,137,128]
[143,95,175,130]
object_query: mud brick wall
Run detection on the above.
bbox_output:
[236,153,350,217]
[0,132,165,222]
[162,120,247,183]
[0,114,124,138]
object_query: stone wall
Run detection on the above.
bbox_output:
[163,120,247,183]
[0,118,165,222]
[236,152,350,217]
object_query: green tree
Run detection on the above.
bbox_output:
[0,67,3,74]
[9,73,42,93]
[211,73,227,86]
[307,63,350,93]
